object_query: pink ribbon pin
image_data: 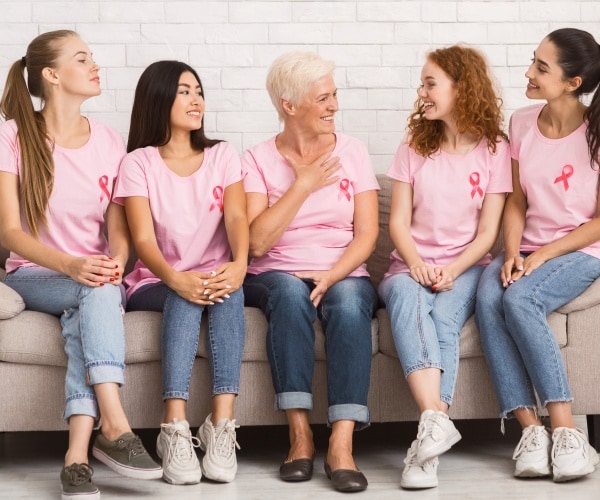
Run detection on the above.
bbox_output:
[338,178,351,201]
[554,164,574,191]
[209,186,224,212]
[98,175,110,202]
[469,172,483,199]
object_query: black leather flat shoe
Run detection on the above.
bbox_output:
[280,456,314,482]
[324,460,368,492]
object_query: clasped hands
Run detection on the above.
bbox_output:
[171,261,246,305]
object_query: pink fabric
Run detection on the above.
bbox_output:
[242,133,379,277]
[510,104,600,258]
[114,141,242,298]
[0,118,125,273]
[385,135,512,276]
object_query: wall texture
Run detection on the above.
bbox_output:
[0,1,598,171]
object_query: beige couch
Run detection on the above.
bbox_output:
[1,175,599,447]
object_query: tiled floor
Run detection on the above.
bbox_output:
[1,418,599,499]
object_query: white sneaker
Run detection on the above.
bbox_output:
[551,427,600,482]
[513,425,551,478]
[416,410,461,464]
[156,419,202,485]
[197,413,240,482]
[400,439,438,489]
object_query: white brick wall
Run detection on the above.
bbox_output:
[0,0,598,172]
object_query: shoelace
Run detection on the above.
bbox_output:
[403,441,438,470]
[416,412,444,441]
[513,426,546,460]
[116,434,147,460]
[213,420,241,459]
[166,426,200,464]
[551,428,581,460]
[64,463,94,486]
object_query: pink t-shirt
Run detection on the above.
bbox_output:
[510,104,600,258]
[385,136,512,276]
[242,133,380,277]
[114,141,242,298]
[0,118,125,273]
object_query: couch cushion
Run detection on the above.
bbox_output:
[376,308,568,361]
[367,174,395,290]
[0,281,25,320]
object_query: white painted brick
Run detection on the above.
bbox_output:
[488,23,550,44]
[243,132,281,152]
[341,110,377,131]
[382,45,428,66]
[293,2,356,22]
[432,22,488,44]
[582,1,600,18]
[269,23,331,44]
[100,2,164,23]
[93,45,127,68]
[332,23,394,44]
[219,134,243,154]
[369,131,402,154]
[190,44,254,68]
[338,89,369,110]
[357,2,420,22]
[221,67,268,89]
[115,90,135,112]
[548,21,599,35]
[507,44,536,66]
[105,67,145,90]
[319,45,381,66]
[230,1,292,23]
[394,23,432,44]
[165,2,228,23]
[203,113,217,133]
[205,90,243,112]
[508,65,530,88]
[402,88,420,110]
[458,2,520,22]
[206,24,269,44]
[32,2,99,23]
[0,24,39,45]
[190,68,221,89]
[421,1,457,22]
[78,24,141,44]
[217,111,278,133]
[82,91,116,113]
[2,3,32,23]
[372,154,393,173]
[126,44,189,66]
[520,2,581,22]
[377,111,409,132]
[141,24,205,44]
[242,90,275,112]
[368,90,403,111]
[89,112,130,135]
[254,45,319,67]
[347,66,410,88]
[479,45,507,67]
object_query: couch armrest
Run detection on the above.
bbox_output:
[0,281,25,320]
[557,277,600,314]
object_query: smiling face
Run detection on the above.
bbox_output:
[289,74,338,135]
[417,59,458,124]
[525,37,572,102]
[169,71,205,133]
[46,35,101,99]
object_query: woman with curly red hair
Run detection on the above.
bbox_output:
[378,45,512,489]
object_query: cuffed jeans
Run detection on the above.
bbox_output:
[243,271,378,430]
[475,251,600,418]
[378,266,484,406]
[127,282,245,399]
[4,266,126,421]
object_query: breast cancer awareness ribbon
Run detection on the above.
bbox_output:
[469,172,483,199]
[554,164,574,191]
[338,178,351,201]
[209,186,224,212]
[98,175,110,202]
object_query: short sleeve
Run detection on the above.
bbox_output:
[241,148,268,195]
[113,150,150,204]
[0,121,20,176]
[486,139,513,194]
[386,138,412,184]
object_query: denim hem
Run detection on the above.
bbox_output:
[163,391,189,401]
[501,404,537,420]
[404,362,444,378]
[542,397,573,408]
[87,363,125,386]
[64,393,98,421]
[328,404,370,431]
[274,392,312,411]
[212,386,239,397]
[441,394,453,406]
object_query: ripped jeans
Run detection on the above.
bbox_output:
[4,266,126,421]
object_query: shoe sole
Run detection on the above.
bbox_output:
[553,452,600,482]
[514,466,551,478]
[92,447,163,480]
[201,457,236,483]
[61,491,100,500]
[157,437,202,485]
[417,430,462,464]
[400,479,438,489]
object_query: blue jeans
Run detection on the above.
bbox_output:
[243,271,378,429]
[475,251,600,418]
[127,282,245,399]
[4,266,126,420]
[378,266,484,406]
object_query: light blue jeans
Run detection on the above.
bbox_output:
[475,251,600,418]
[378,266,485,406]
[243,271,378,429]
[127,282,245,399]
[4,266,126,421]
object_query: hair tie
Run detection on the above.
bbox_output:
[21,56,26,66]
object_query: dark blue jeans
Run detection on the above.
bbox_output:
[243,271,378,429]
